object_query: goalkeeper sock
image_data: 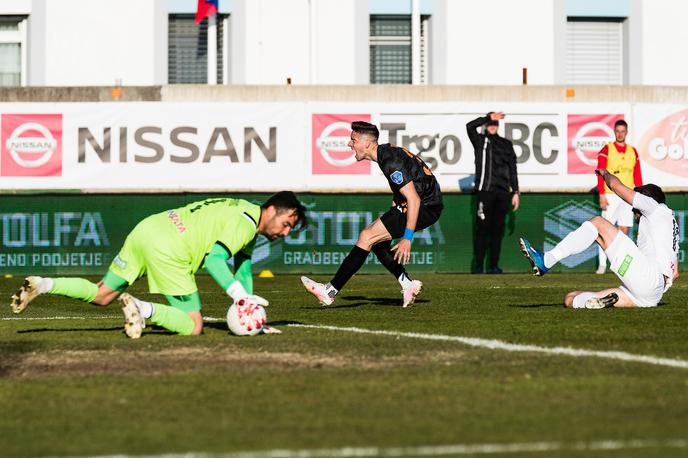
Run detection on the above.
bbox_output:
[50,277,99,303]
[545,221,598,268]
[134,300,154,319]
[330,245,370,291]
[150,303,195,335]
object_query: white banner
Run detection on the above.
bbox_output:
[633,104,688,188]
[0,103,306,191]
[0,101,686,192]
[308,102,632,192]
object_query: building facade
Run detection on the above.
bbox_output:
[0,0,686,87]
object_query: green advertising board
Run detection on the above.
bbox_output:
[0,193,686,276]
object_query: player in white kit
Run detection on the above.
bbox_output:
[595,119,643,274]
[519,168,679,309]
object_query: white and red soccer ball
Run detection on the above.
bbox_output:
[226,298,267,336]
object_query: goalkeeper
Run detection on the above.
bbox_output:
[11,192,307,338]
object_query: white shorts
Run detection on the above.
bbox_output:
[601,194,634,228]
[605,231,664,307]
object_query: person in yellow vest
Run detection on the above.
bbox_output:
[596,119,643,274]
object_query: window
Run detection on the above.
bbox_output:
[0,16,27,86]
[168,14,228,84]
[370,15,429,84]
[566,18,624,85]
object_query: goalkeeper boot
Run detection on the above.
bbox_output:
[585,292,619,310]
[119,293,146,339]
[402,280,423,308]
[301,276,334,306]
[11,276,51,314]
[519,238,549,276]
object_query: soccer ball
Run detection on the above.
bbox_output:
[226,298,267,336]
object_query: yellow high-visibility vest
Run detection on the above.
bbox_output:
[604,142,637,193]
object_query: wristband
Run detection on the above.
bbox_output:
[226,280,248,300]
[403,228,414,241]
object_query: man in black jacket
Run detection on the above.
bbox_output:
[466,111,520,274]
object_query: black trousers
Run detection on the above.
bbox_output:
[474,190,511,270]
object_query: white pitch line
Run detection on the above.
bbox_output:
[6,316,687,370]
[203,316,225,322]
[288,324,688,370]
[55,438,688,458]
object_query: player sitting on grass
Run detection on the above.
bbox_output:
[11,192,307,338]
[301,121,443,308]
[519,169,678,309]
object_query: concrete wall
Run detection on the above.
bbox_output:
[158,84,688,103]
[5,84,688,103]
[28,0,167,86]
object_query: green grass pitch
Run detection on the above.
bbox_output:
[1,273,687,457]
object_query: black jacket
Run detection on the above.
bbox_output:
[466,116,519,193]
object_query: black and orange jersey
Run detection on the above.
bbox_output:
[376,143,443,208]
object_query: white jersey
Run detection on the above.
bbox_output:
[633,193,679,290]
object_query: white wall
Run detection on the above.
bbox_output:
[439,0,559,85]
[231,0,365,85]
[29,0,167,86]
[311,0,368,84]
[233,0,310,84]
[6,0,688,87]
[2,0,31,14]
[637,0,688,86]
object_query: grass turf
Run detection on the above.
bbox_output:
[1,273,687,457]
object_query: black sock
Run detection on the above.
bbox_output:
[371,241,407,279]
[330,245,370,291]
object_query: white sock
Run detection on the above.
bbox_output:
[572,292,596,309]
[398,273,413,289]
[598,246,607,269]
[543,252,558,269]
[136,300,154,319]
[39,277,54,294]
[325,282,338,298]
[545,221,598,268]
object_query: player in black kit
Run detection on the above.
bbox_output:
[301,121,443,308]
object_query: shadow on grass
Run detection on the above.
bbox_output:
[342,295,430,306]
[508,303,562,308]
[146,326,177,335]
[203,320,304,332]
[328,302,368,309]
[301,296,430,309]
[18,326,124,333]
[300,302,368,310]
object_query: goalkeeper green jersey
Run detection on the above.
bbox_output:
[109,198,260,295]
[160,198,260,271]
